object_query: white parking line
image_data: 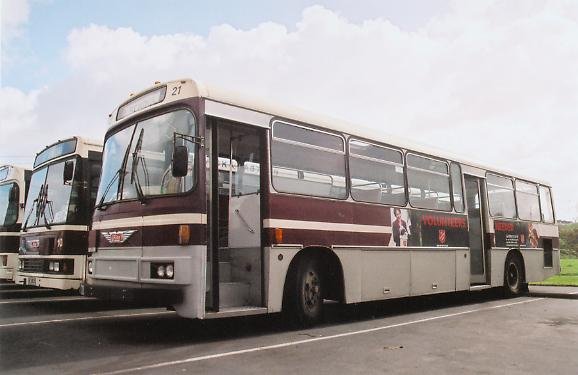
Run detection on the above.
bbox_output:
[0,296,94,305]
[95,298,545,375]
[0,310,175,328]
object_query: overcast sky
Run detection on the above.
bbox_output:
[1,0,577,220]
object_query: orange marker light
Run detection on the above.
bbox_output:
[274,228,283,244]
[178,225,191,245]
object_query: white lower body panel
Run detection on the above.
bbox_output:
[15,254,86,290]
[0,253,18,281]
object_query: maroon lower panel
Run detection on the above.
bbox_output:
[142,224,206,247]
[265,228,390,247]
[20,230,88,256]
[95,224,207,249]
[269,194,391,226]
[0,235,19,253]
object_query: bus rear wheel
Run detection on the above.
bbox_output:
[287,256,324,326]
[504,255,526,297]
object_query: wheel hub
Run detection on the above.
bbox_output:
[507,263,519,288]
[304,270,320,309]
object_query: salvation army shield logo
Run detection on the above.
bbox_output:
[438,229,447,245]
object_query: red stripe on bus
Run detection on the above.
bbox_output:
[269,194,391,226]
[265,228,390,247]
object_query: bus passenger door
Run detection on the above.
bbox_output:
[464,175,487,284]
[207,119,264,311]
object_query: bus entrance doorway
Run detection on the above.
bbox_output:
[464,175,488,285]
[207,120,264,312]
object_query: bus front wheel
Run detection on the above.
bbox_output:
[287,256,324,326]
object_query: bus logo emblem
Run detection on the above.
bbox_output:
[29,240,40,248]
[438,230,446,244]
[102,230,137,244]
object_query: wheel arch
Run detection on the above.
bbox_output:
[282,246,345,311]
[505,248,527,283]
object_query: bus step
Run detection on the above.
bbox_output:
[219,281,250,308]
[205,306,267,319]
[469,284,492,291]
[219,262,232,282]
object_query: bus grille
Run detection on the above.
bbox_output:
[21,259,44,273]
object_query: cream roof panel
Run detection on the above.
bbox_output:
[109,78,551,186]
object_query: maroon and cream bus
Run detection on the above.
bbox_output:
[0,165,31,281]
[84,79,559,324]
[15,137,102,290]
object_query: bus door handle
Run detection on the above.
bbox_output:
[234,209,255,234]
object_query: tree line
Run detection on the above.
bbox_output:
[560,223,578,258]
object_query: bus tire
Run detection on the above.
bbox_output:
[287,256,324,326]
[504,254,525,297]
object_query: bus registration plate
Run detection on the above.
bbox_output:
[26,277,37,286]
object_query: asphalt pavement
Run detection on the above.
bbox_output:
[1,282,577,375]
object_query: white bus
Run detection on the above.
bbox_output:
[0,165,31,281]
[85,79,559,324]
[16,137,103,290]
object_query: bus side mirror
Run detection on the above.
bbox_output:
[172,146,188,177]
[63,160,74,184]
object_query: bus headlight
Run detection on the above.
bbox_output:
[53,262,60,272]
[151,263,174,279]
[156,265,165,278]
[49,262,54,271]
[165,264,174,279]
[88,261,93,274]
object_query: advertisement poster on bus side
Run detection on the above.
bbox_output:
[389,208,469,248]
[494,220,540,248]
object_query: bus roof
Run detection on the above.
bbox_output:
[0,165,30,184]
[33,136,103,170]
[110,78,551,187]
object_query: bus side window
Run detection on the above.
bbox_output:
[406,154,451,211]
[450,163,464,213]
[348,139,406,206]
[516,180,540,221]
[271,121,347,200]
[486,173,516,219]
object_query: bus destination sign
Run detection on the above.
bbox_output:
[117,86,167,121]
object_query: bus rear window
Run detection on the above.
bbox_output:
[539,186,555,223]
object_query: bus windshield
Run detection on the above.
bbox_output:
[96,109,196,206]
[0,183,19,227]
[23,158,79,229]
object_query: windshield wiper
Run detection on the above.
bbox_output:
[21,198,38,232]
[95,169,121,210]
[96,127,140,210]
[130,128,147,204]
[22,183,47,231]
[40,184,53,229]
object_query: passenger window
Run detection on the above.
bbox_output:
[486,174,516,218]
[539,186,555,223]
[348,139,406,206]
[516,180,540,221]
[271,122,347,199]
[406,154,451,211]
[450,163,464,213]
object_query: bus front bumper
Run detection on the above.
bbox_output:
[14,273,82,290]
